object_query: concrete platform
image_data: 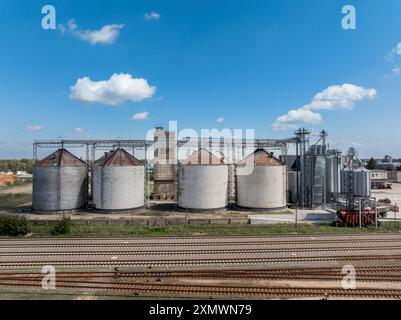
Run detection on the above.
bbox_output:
[249,210,336,225]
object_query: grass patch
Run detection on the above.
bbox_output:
[0,193,31,210]
[27,221,401,238]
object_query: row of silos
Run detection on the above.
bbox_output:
[177,148,287,211]
[32,148,144,211]
[33,147,287,212]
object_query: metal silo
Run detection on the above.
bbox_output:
[177,148,228,211]
[32,149,87,211]
[92,148,144,211]
[326,154,342,194]
[341,169,371,197]
[236,149,287,211]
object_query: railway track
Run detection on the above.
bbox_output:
[2,245,401,257]
[2,266,401,282]
[1,239,401,250]
[0,279,401,299]
[1,232,401,244]
[1,254,401,268]
[2,234,401,299]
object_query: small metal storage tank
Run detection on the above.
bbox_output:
[341,169,371,197]
[92,148,144,211]
[32,149,87,211]
[177,148,228,211]
[236,149,287,211]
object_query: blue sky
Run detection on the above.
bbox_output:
[1,0,401,158]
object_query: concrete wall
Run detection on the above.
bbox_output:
[153,128,176,165]
[370,170,388,181]
[153,164,176,199]
[177,165,228,210]
[33,166,87,211]
[236,166,287,210]
[153,181,175,200]
[154,164,175,180]
[388,171,401,183]
[93,166,144,210]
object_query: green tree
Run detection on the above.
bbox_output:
[366,158,377,170]
[8,160,19,173]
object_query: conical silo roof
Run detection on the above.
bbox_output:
[181,148,225,165]
[238,149,282,166]
[95,148,143,166]
[35,149,86,167]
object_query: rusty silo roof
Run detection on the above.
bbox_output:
[238,149,283,166]
[180,148,225,165]
[95,148,143,166]
[35,149,86,167]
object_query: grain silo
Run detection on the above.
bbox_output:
[341,169,371,197]
[92,148,144,211]
[236,149,287,211]
[177,148,228,211]
[32,149,87,211]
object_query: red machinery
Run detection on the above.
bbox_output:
[337,209,377,227]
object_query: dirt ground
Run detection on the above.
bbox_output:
[0,183,32,195]
[0,175,17,186]
[372,183,401,206]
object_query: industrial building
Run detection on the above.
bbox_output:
[153,127,176,200]
[30,127,383,226]
[369,170,389,189]
[388,171,401,183]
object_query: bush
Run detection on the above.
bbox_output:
[0,215,30,236]
[51,216,72,235]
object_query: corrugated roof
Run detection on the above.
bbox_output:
[238,149,283,166]
[181,148,225,165]
[35,149,86,167]
[95,148,143,166]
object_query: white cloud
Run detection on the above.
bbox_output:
[144,12,161,20]
[70,73,156,106]
[397,43,401,55]
[273,109,322,130]
[307,84,376,110]
[392,66,401,76]
[273,84,377,130]
[132,111,149,120]
[385,43,401,62]
[24,125,44,132]
[75,128,84,133]
[216,117,224,123]
[59,19,124,45]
